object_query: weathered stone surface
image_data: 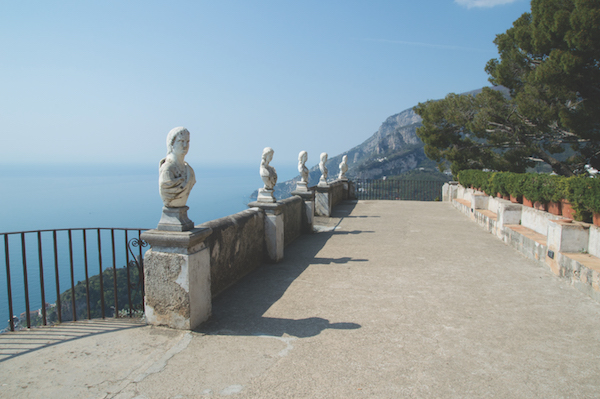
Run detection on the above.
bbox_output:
[200,209,265,298]
[291,190,314,233]
[158,206,194,232]
[144,251,191,324]
[315,186,331,217]
[141,227,212,254]
[142,227,212,330]
[329,180,345,206]
[281,196,302,246]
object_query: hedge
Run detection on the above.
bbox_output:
[457,170,600,221]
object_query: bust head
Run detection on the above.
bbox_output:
[262,147,274,163]
[299,151,307,163]
[342,155,348,163]
[320,152,328,163]
[166,127,190,157]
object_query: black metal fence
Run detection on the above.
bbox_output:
[1,228,147,332]
[354,179,445,201]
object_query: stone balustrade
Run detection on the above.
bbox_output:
[142,177,354,330]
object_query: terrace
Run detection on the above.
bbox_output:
[2,195,600,398]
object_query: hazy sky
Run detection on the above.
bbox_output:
[1,0,531,169]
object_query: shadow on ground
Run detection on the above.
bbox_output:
[0,319,144,362]
[198,201,362,338]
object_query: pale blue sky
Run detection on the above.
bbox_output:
[1,0,531,169]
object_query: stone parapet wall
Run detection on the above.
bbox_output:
[199,208,265,298]
[143,179,354,329]
[329,180,345,207]
[280,196,303,247]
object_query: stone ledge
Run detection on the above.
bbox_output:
[141,227,212,254]
[505,224,547,246]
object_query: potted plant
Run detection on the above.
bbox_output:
[565,176,593,222]
[546,175,564,216]
[506,173,525,204]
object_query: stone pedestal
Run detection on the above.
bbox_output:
[257,188,276,203]
[295,181,308,192]
[315,185,332,217]
[140,227,212,330]
[248,201,284,262]
[158,206,194,232]
[292,190,314,233]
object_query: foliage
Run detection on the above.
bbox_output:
[415,0,600,177]
[565,176,600,220]
[45,264,143,323]
[458,169,600,221]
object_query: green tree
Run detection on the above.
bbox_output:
[415,0,600,177]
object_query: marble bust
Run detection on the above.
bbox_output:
[159,127,196,207]
[299,151,309,183]
[295,151,309,192]
[258,147,277,202]
[318,152,328,187]
[157,127,196,231]
[338,155,348,180]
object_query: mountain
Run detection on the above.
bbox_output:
[254,86,507,200]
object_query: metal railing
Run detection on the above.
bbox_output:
[1,228,148,332]
[354,179,446,201]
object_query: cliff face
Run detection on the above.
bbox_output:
[331,107,426,181]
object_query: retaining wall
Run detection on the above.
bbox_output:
[446,182,600,305]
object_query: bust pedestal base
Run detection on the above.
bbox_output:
[257,188,276,203]
[248,201,284,262]
[140,227,212,330]
[158,206,194,232]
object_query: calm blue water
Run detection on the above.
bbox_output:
[0,162,299,328]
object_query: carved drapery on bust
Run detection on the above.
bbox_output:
[338,155,348,180]
[257,147,278,202]
[295,150,309,192]
[260,147,277,190]
[159,127,196,208]
[298,151,309,183]
[318,152,328,187]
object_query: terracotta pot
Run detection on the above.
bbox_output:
[594,213,600,227]
[547,201,562,216]
[561,200,576,220]
[534,201,546,211]
[497,193,502,198]
[523,197,533,208]
[503,195,510,201]
[510,195,522,204]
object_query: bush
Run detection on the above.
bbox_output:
[457,170,599,222]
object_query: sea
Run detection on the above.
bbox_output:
[0,162,299,329]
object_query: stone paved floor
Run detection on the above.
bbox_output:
[2,201,600,398]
